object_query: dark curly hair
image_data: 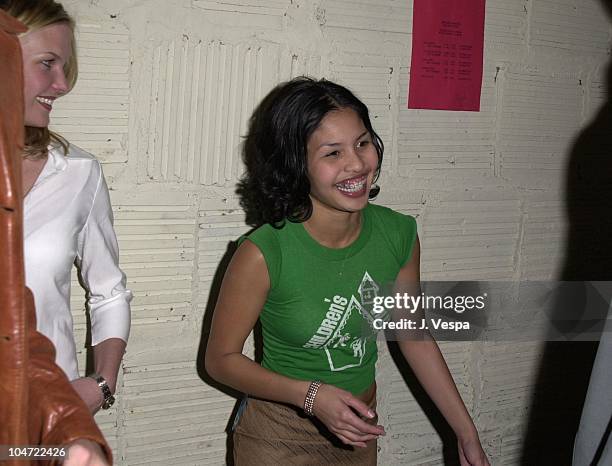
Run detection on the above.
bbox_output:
[237,77,384,227]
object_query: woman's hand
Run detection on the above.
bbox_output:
[458,434,490,466]
[71,377,103,414]
[64,439,109,466]
[312,384,385,448]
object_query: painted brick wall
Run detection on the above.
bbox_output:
[54,0,611,464]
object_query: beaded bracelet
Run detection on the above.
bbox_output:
[304,380,322,416]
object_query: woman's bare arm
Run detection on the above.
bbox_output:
[205,240,310,406]
[394,236,489,465]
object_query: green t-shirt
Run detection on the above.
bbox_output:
[245,203,417,394]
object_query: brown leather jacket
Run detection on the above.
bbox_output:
[0,11,112,465]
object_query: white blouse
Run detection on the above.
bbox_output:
[24,144,131,381]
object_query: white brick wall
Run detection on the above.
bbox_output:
[54,0,611,463]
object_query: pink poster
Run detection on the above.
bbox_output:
[408,0,486,111]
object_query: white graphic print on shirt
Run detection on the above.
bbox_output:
[302,271,380,372]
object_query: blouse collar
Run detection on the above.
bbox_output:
[33,145,68,189]
[47,145,68,172]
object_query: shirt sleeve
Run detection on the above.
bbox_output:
[242,225,281,290]
[76,162,131,346]
[401,214,418,266]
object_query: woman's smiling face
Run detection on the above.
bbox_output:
[20,22,73,128]
[306,107,379,216]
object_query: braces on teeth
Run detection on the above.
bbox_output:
[337,180,366,192]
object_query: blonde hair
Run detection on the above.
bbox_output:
[3,0,78,159]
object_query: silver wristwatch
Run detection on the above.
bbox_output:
[89,373,115,409]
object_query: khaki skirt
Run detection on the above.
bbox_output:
[233,395,377,466]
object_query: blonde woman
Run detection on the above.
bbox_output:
[3,0,131,414]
